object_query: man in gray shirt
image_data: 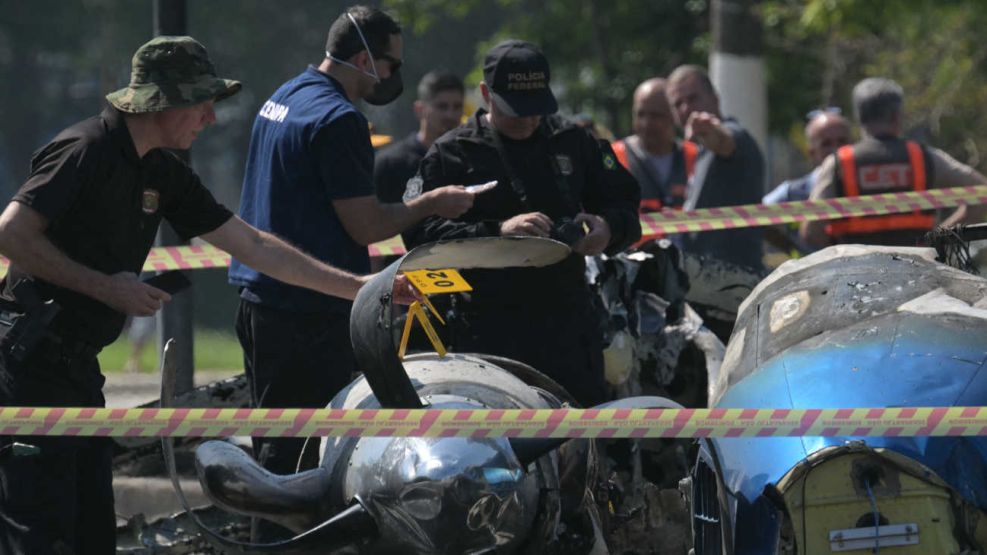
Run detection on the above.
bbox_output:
[801,77,986,247]
[667,65,765,270]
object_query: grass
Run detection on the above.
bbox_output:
[98,329,244,373]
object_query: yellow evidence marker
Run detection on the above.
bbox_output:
[402,268,472,295]
[397,269,473,359]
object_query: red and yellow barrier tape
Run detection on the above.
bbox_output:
[1,185,984,275]
[638,184,987,236]
[1,406,985,438]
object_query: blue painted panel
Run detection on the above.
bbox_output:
[708,313,987,549]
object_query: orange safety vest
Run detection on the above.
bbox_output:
[613,139,699,247]
[611,139,697,212]
[825,141,935,239]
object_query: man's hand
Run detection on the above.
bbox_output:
[99,272,171,316]
[571,213,611,255]
[422,185,478,219]
[350,273,419,306]
[500,212,554,237]
[685,111,735,156]
[391,274,419,305]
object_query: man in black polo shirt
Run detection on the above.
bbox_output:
[374,70,465,203]
[0,36,401,555]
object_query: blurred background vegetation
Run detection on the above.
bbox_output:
[3,0,987,369]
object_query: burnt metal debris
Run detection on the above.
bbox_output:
[113,234,987,554]
[688,242,987,554]
[111,237,738,554]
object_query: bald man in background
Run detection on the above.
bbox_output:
[762,110,851,255]
[612,78,697,212]
[764,109,852,205]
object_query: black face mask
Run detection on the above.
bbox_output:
[364,68,403,106]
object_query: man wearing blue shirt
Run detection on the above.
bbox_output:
[765,110,851,205]
[667,65,765,270]
[229,6,477,528]
[762,109,851,255]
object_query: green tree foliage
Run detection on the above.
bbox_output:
[763,0,987,168]
[388,0,710,137]
[0,0,146,196]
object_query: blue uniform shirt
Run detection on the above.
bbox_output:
[229,67,374,313]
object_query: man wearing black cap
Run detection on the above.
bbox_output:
[405,40,640,407]
[0,35,410,554]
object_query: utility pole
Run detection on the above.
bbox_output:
[153,0,195,394]
[709,0,768,187]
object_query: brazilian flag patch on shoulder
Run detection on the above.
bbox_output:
[603,152,617,170]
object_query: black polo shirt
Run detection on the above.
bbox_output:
[2,107,233,347]
[373,132,428,203]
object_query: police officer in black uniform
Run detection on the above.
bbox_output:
[405,40,640,407]
[0,36,407,554]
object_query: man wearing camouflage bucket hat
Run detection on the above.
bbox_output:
[106,35,241,114]
[0,35,412,554]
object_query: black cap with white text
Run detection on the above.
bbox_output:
[483,40,558,117]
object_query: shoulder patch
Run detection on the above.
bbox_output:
[555,154,573,176]
[603,152,617,170]
[141,189,160,214]
[402,175,423,202]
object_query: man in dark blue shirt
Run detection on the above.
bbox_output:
[229,7,478,525]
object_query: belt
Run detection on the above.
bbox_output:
[0,309,102,363]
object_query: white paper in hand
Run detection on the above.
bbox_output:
[465,180,498,194]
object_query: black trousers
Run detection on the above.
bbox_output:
[235,300,355,474]
[236,300,356,541]
[236,300,356,458]
[0,347,113,555]
[455,297,607,407]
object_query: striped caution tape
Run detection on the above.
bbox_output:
[1,406,985,438]
[142,244,230,271]
[0,185,984,275]
[0,235,406,276]
[638,184,987,236]
[367,234,406,257]
[0,238,405,276]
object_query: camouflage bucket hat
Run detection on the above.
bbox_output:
[106,35,241,113]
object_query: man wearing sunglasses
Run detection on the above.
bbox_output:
[228,7,481,540]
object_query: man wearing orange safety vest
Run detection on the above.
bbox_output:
[802,77,987,247]
[612,78,697,215]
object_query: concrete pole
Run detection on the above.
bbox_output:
[709,0,768,188]
[153,0,195,394]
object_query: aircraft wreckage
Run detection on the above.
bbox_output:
[116,231,987,554]
[687,239,987,554]
[120,236,721,554]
